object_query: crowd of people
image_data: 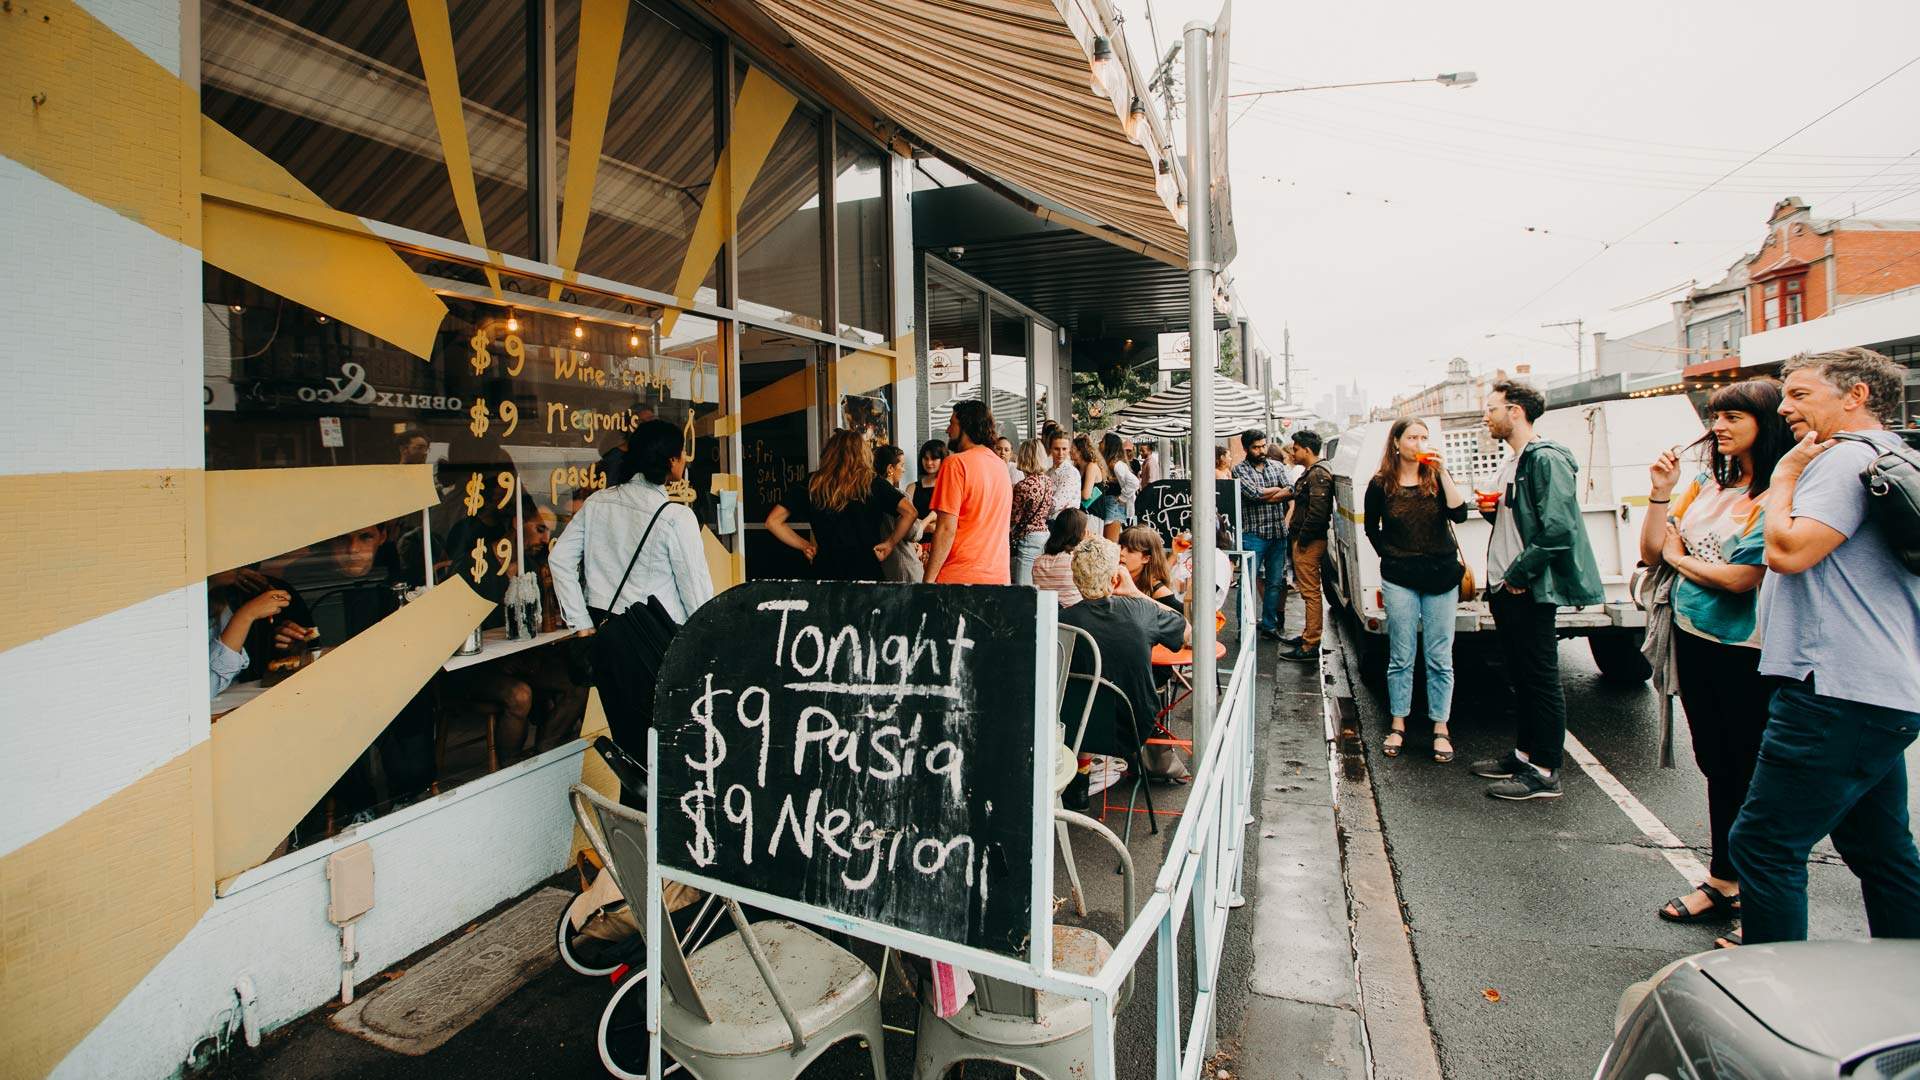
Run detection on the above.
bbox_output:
[1363,348,1919,952]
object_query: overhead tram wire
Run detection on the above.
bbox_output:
[1231,108,1920,192]
[1228,59,1920,162]
[1503,52,1920,319]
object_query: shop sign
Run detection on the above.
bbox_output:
[294,361,464,412]
[317,416,344,448]
[928,347,967,385]
[1157,332,1192,371]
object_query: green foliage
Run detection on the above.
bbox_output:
[1071,365,1154,431]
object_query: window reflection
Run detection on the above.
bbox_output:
[204,268,729,857]
[202,0,532,257]
[925,271,983,441]
[990,305,1030,442]
[836,128,888,344]
[737,66,825,332]
[557,0,719,297]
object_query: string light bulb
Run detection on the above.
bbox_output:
[505,311,520,333]
[315,314,331,325]
[227,303,245,314]
[629,331,641,348]
[572,321,585,340]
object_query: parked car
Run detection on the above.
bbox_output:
[1324,395,1705,684]
[1598,941,1920,1079]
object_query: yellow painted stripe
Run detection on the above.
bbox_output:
[199,117,449,360]
[204,465,436,577]
[547,0,629,301]
[739,368,814,426]
[570,688,616,860]
[834,338,904,398]
[0,467,436,656]
[0,742,214,1080]
[202,200,450,362]
[211,576,494,880]
[405,0,503,297]
[661,67,798,335]
[0,0,198,244]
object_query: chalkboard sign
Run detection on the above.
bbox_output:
[1139,479,1243,548]
[652,582,1054,960]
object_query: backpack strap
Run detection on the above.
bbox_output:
[606,503,671,614]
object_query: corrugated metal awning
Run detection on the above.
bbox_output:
[751,0,1184,266]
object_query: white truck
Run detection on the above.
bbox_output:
[1323,394,1705,684]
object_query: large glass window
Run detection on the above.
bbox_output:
[924,271,984,443]
[202,0,532,257]
[738,327,821,579]
[835,127,888,344]
[989,305,1031,443]
[737,67,826,333]
[203,266,726,859]
[558,0,719,298]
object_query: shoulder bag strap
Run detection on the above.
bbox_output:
[604,502,671,614]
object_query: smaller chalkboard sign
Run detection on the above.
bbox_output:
[652,582,1055,962]
[1139,479,1243,548]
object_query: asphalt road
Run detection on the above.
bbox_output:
[1341,630,1920,1080]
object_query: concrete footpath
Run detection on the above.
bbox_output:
[1210,610,1441,1080]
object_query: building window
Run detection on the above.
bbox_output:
[203,0,534,257]
[835,127,889,345]
[204,267,727,863]
[1761,275,1806,330]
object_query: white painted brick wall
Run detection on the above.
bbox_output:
[52,747,587,1080]
[0,591,199,855]
[75,0,181,75]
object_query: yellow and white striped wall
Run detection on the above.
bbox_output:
[0,2,578,1076]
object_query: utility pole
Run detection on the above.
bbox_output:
[1183,19,1218,751]
[1542,318,1583,375]
[1282,324,1292,407]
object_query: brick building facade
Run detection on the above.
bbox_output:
[1744,196,1920,334]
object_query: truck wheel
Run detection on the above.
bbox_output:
[1589,631,1653,684]
[1357,628,1388,688]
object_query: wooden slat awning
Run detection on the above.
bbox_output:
[752,0,1185,266]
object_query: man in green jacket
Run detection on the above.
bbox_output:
[1470,380,1604,801]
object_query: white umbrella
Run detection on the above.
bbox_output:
[1111,374,1268,437]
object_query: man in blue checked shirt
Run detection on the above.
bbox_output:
[1232,428,1294,640]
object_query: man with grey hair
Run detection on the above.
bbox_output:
[1722,346,1920,948]
[1059,538,1191,769]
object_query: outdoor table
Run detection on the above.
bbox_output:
[1150,641,1228,746]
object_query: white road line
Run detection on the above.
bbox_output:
[1563,731,1708,884]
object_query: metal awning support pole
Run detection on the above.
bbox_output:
[1184,20,1218,751]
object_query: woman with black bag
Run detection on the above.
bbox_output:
[1363,418,1470,764]
[550,420,713,786]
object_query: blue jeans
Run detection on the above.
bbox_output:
[1011,532,1045,586]
[1382,581,1456,723]
[1241,532,1287,632]
[1728,680,1920,945]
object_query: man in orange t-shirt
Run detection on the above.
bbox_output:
[926,399,1013,584]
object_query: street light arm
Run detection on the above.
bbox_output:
[1228,72,1476,99]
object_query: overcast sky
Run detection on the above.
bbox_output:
[1108,0,1920,409]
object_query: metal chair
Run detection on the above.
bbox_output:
[1064,668,1159,845]
[1054,625,1101,917]
[570,784,889,1080]
[910,809,1136,1080]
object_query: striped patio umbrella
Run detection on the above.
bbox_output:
[1110,374,1272,438]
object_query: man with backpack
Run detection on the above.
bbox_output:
[1471,380,1605,801]
[1723,347,1920,947]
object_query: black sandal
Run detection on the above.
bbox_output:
[1715,924,1743,949]
[1659,883,1739,924]
[1382,722,1406,758]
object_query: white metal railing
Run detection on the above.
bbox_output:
[639,556,1262,1080]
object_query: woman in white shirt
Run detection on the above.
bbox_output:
[550,419,715,630]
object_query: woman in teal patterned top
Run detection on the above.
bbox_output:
[1638,380,1793,925]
